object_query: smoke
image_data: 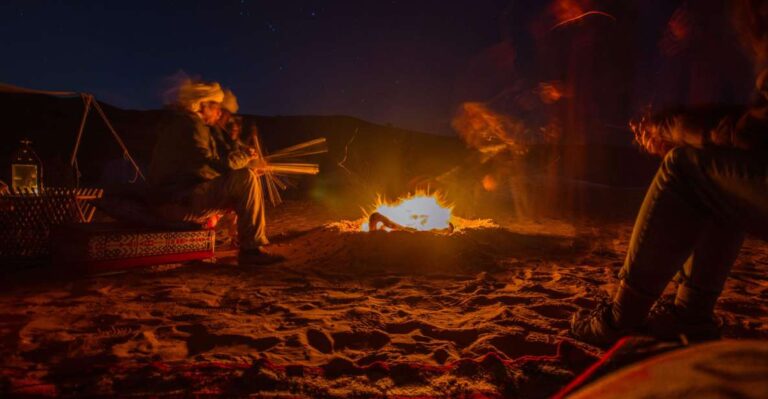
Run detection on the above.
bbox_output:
[449,90,562,219]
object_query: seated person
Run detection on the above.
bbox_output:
[571,68,768,346]
[212,88,250,154]
[147,79,282,264]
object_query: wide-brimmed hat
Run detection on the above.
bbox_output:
[221,89,239,113]
[174,80,225,112]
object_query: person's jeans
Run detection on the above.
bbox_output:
[620,146,768,298]
[188,168,268,250]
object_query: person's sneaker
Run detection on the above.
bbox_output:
[644,300,721,342]
[238,247,285,265]
[571,300,634,347]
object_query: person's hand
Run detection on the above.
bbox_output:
[248,158,268,174]
[630,112,675,157]
[229,152,252,169]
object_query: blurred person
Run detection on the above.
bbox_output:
[148,79,282,265]
[210,89,252,249]
[571,70,768,347]
[244,122,262,150]
[571,1,768,346]
[211,89,250,155]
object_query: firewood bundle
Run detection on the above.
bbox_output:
[248,137,327,205]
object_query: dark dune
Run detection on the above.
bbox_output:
[0,91,659,220]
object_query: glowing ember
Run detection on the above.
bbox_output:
[361,192,453,232]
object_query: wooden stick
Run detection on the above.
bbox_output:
[264,163,320,175]
[266,138,327,159]
[250,136,326,205]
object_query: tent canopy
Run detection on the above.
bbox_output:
[1,82,145,183]
[0,82,78,97]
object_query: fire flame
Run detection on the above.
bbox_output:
[361,192,453,232]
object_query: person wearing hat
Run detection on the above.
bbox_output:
[208,88,257,249]
[211,88,251,156]
[148,79,282,264]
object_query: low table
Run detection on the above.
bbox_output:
[51,223,215,273]
[0,187,103,260]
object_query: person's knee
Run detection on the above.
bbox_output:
[226,168,258,191]
[228,168,256,182]
[661,146,701,179]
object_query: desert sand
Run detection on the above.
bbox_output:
[1,200,767,398]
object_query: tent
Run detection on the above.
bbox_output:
[0,82,145,186]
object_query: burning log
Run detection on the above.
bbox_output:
[368,211,455,233]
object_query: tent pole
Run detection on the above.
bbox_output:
[70,94,93,187]
[91,99,146,182]
[70,94,92,167]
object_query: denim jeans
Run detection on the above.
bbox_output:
[188,168,268,250]
[620,146,768,297]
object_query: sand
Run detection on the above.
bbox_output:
[0,200,766,397]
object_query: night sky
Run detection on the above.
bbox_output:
[1,1,513,135]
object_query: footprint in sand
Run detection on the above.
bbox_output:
[332,330,390,351]
[421,327,481,348]
[469,333,557,359]
[392,341,433,355]
[343,307,384,329]
[432,347,452,364]
[111,330,187,359]
[718,300,765,316]
[178,324,281,355]
[523,284,574,299]
[384,320,430,335]
[463,295,530,308]
[355,351,389,366]
[528,304,577,319]
[370,276,402,288]
[306,328,333,353]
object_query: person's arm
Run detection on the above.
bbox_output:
[247,154,268,176]
[730,99,768,150]
[226,148,253,170]
[189,119,226,179]
[631,105,746,156]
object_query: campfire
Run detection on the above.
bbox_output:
[361,191,454,233]
[356,191,497,234]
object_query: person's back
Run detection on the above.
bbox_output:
[145,78,282,264]
[148,109,223,201]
